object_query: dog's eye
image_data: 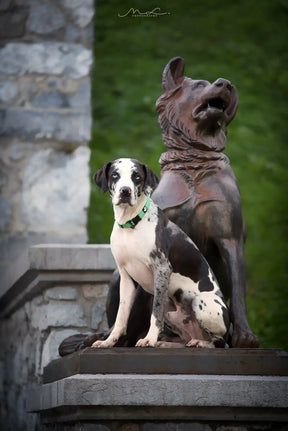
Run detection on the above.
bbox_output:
[132,173,142,184]
[111,172,119,181]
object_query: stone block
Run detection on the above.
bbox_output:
[0,360,4,389]
[41,329,79,372]
[27,373,288,412]
[0,0,11,12]
[13,337,29,383]
[0,231,80,298]
[0,232,28,261]
[83,284,108,299]
[21,147,90,230]
[0,171,7,191]
[29,244,116,271]
[27,2,65,35]
[90,298,106,330]
[4,141,36,162]
[0,109,4,127]
[68,81,91,110]
[45,286,78,301]
[30,90,66,109]
[143,424,211,431]
[0,42,92,78]
[1,109,91,142]
[30,303,87,331]
[0,6,29,39]
[60,0,94,28]
[119,426,140,431]
[0,197,12,230]
[74,426,110,431]
[30,82,91,110]
[0,81,19,104]
[65,24,81,42]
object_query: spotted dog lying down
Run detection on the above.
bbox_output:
[92,158,230,348]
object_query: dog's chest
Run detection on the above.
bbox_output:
[111,217,157,289]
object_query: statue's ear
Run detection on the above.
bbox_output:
[162,57,185,92]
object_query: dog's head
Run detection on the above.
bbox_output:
[94,158,159,207]
[156,57,239,151]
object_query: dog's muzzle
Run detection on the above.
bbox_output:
[118,186,132,204]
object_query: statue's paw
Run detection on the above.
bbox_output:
[232,328,259,348]
[58,333,89,356]
[136,338,156,347]
[156,341,185,348]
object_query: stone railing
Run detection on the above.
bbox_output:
[0,244,115,430]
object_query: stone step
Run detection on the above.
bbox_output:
[43,347,288,384]
[27,372,288,423]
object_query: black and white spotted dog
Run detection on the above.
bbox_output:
[93,158,230,348]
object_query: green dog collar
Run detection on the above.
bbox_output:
[117,197,151,229]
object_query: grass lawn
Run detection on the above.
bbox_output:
[89,0,288,350]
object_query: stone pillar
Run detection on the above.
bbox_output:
[0,0,94,294]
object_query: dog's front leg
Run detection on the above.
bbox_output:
[92,268,137,348]
[136,262,171,347]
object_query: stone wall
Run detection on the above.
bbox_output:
[0,0,94,295]
[0,244,115,430]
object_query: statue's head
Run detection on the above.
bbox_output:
[156,57,239,151]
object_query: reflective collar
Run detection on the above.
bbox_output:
[117,197,151,229]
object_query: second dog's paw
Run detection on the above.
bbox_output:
[136,338,156,347]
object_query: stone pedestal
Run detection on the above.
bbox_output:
[27,348,288,430]
[1,244,288,431]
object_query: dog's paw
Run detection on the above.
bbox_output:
[186,339,214,348]
[92,339,115,348]
[136,338,156,347]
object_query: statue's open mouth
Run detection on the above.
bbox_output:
[193,97,229,120]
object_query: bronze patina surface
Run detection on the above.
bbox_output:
[153,57,259,348]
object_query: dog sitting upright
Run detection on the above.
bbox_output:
[92,158,229,348]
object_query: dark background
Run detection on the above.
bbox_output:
[88,0,288,350]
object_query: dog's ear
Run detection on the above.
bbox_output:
[225,86,239,125]
[143,164,159,194]
[162,57,185,92]
[93,162,112,193]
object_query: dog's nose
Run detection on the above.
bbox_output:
[120,186,132,196]
[215,78,232,91]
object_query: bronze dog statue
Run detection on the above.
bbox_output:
[152,57,259,348]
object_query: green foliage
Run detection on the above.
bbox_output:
[89,0,288,349]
